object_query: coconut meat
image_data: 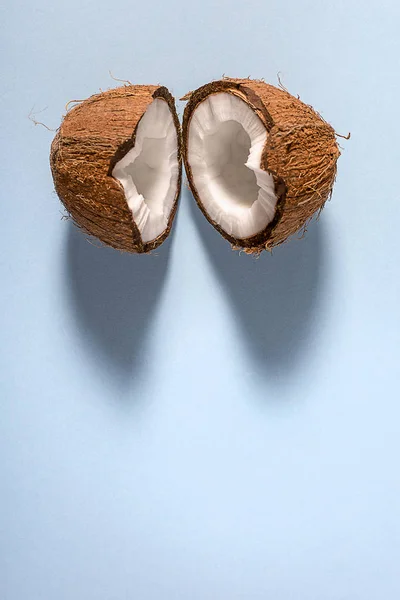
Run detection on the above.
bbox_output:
[188,93,277,239]
[112,98,179,243]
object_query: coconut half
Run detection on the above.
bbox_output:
[50,85,182,253]
[182,78,340,252]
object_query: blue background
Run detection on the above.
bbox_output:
[2,1,400,598]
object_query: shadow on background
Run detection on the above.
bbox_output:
[188,190,325,378]
[65,223,173,388]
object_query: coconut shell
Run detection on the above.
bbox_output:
[50,85,182,253]
[182,78,340,252]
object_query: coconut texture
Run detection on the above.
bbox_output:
[182,78,340,252]
[50,85,182,253]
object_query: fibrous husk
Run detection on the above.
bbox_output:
[182,78,340,252]
[50,85,182,253]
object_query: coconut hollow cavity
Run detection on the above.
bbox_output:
[50,85,182,253]
[182,78,340,252]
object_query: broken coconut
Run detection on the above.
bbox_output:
[50,85,182,253]
[182,78,340,252]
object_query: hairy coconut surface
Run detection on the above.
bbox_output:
[50,85,182,253]
[182,78,340,252]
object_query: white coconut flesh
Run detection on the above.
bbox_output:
[112,98,180,243]
[188,93,278,239]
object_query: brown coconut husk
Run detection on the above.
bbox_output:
[50,85,182,253]
[181,78,340,252]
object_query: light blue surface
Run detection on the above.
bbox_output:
[1,1,400,598]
